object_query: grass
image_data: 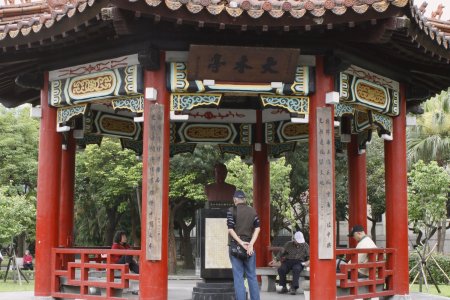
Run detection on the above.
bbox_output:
[0,280,34,292]
[410,283,450,297]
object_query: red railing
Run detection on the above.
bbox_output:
[51,247,140,300]
[335,248,395,300]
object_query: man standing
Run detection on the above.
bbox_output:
[348,224,377,277]
[227,190,260,300]
[271,231,309,295]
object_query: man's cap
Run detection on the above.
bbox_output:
[234,190,246,199]
[294,231,305,243]
[348,224,365,237]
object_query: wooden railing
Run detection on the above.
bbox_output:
[51,247,140,300]
[335,248,395,300]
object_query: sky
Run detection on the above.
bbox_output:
[414,0,450,20]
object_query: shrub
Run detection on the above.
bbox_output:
[409,252,450,285]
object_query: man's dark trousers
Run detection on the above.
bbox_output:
[278,259,304,289]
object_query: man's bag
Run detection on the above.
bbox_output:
[230,240,249,260]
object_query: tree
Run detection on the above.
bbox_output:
[407,90,450,252]
[0,105,39,194]
[408,160,449,252]
[335,154,348,246]
[0,187,36,248]
[366,137,386,243]
[226,156,292,241]
[74,138,142,246]
[168,145,221,273]
[0,105,39,254]
[285,144,310,238]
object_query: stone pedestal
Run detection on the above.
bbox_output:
[192,282,237,300]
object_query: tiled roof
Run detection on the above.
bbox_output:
[410,2,450,50]
[142,0,409,19]
[0,0,95,41]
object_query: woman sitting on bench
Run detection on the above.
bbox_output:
[111,230,139,274]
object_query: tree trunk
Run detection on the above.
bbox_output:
[371,219,377,244]
[105,207,120,246]
[437,219,446,253]
[129,197,139,247]
[336,220,340,247]
[17,233,26,257]
[168,211,177,274]
[178,215,196,269]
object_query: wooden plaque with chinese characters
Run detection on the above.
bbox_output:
[187,45,299,83]
[316,107,334,259]
[146,104,164,261]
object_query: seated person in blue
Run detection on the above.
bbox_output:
[269,231,309,295]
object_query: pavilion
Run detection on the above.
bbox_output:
[0,0,449,299]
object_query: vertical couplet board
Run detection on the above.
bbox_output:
[316,107,334,259]
[146,104,164,261]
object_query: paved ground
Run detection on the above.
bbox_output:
[0,280,449,300]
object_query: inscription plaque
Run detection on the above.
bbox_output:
[146,104,164,261]
[316,107,334,259]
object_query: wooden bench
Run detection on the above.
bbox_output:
[256,267,309,293]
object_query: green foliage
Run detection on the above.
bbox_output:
[366,137,386,219]
[0,105,39,194]
[0,187,36,245]
[269,157,292,222]
[335,155,348,222]
[225,156,292,208]
[408,160,449,231]
[74,138,142,245]
[409,252,450,285]
[169,144,222,203]
[284,143,310,233]
[225,157,253,202]
[407,90,450,165]
[226,156,293,229]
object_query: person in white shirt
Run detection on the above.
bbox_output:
[348,224,377,277]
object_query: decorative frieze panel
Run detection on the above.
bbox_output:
[120,138,143,156]
[112,96,144,113]
[334,103,354,118]
[260,95,309,114]
[268,142,296,157]
[266,121,308,144]
[170,144,197,157]
[218,145,252,158]
[57,104,88,124]
[171,122,253,144]
[49,64,143,107]
[93,111,142,140]
[187,109,256,123]
[372,111,393,136]
[75,134,103,148]
[168,62,313,96]
[339,65,399,116]
[49,54,140,81]
[353,110,371,133]
[171,93,222,111]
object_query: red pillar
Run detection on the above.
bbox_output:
[35,72,62,296]
[253,110,271,267]
[384,84,409,295]
[308,56,336,300]
[59,134,76,248]
[347,135,367,248]
[140,54,169,300]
